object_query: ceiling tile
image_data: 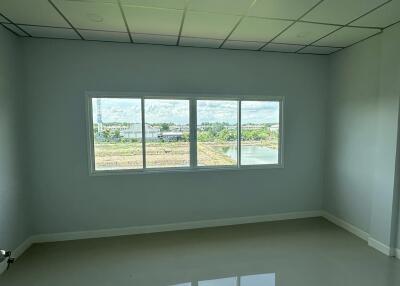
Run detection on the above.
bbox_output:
[180,37,223,48]
[188,0,254,15]
[52,0,126,32]
[0,15,10,23]
[229,17,292,42]
[121,0,185,10]
[132,33,177,45]
[2,23,28,36]
[0,0,69,27]
[20,25,80,39]
[298,46,342,54]
[79,30,130,42]
[123,6,183,35]
[303,0,388,25]
[352,0,400,28]
[222,40,264,50]
[315,27,381,47]
[273,22,339,45]
[248,0,320,20]
[262,43,304,52]
[182,11,240,39]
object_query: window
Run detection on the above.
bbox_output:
[197,100,238,167]
[241,101,280,165]
[144,99,190,168]
[170,273,275,286]
[91,98,143,170]
[89,94,282,173]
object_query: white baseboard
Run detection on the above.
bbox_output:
[31,210,323,243]
[321,211,369,241]
[0,237,34,275]
[0,210,322,275]
[13,237,35,259]
[3,209,397,274]
[321,211,399,259]
[368,237,396,256]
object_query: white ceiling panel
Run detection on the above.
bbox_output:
[182,12,240,39]
[229,17,292,42]
[53,0,126,32]
[132,33,177,45]
[298,46,342,54]
[0,15,10,23]
[352,0,400,28]
[188,0,253,15]
[273,22,338,45]
[303,0,388,25]
[248,0,320,20]
[223,40,264,50]
[20,25,80,39]
[0,0,69,27]
[180,37,223,48]
[79,30,130,42]
[121,0,185,10]
[315,26,381,47]
[262,43,304,52]
[123,6,183,35]
[1,23,27,36]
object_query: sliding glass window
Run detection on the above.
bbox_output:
[144,99,190,168]
[197,100,238,167]
[241,101,280,165]
[91,98,143,170]
[89,95,282,173]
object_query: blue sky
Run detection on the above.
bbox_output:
[92,98,279,124]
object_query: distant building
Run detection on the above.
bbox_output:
[159,132,184,141]
[269,124,279,132]
[241,124,265,130]
[120,123,160,140]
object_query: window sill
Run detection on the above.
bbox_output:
[89,164,284,176]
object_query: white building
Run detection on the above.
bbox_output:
[120,123,160,140]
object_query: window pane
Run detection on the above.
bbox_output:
[198,277,237,286]
[240,273,275,286]
[241,101,280,165]
[92,98,142,170]
[197,100,238,166]
[145,99,190,168]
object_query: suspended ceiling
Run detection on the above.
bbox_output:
[0,0,399,55]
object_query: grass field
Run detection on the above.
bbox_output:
[94,139,278,170]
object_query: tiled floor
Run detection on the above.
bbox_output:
[1,217,399,285]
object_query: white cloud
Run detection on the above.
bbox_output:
[92,98,280,125]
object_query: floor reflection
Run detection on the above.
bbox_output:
[172,273,275,286]
[1,218,400,286]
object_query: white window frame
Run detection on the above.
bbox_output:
[86,92,284,175]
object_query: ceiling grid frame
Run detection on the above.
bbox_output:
[0,0,397,55]
[295,0,391,53]
[218,0,258,48]
[117,0,133,43]
[47,0,84,40]
[0,11,30,36]
[176,0,190,45]
[257,0,326,52]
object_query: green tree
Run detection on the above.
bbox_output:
[160,123,170,131]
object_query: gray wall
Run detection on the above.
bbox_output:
[21,39,328,235]
[0,27,30,250]
[326,23,400,248]
[325,35,381,232]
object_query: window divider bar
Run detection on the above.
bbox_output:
[189,99,197,168]
[238,100,242,167]
[141,97,146,169]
